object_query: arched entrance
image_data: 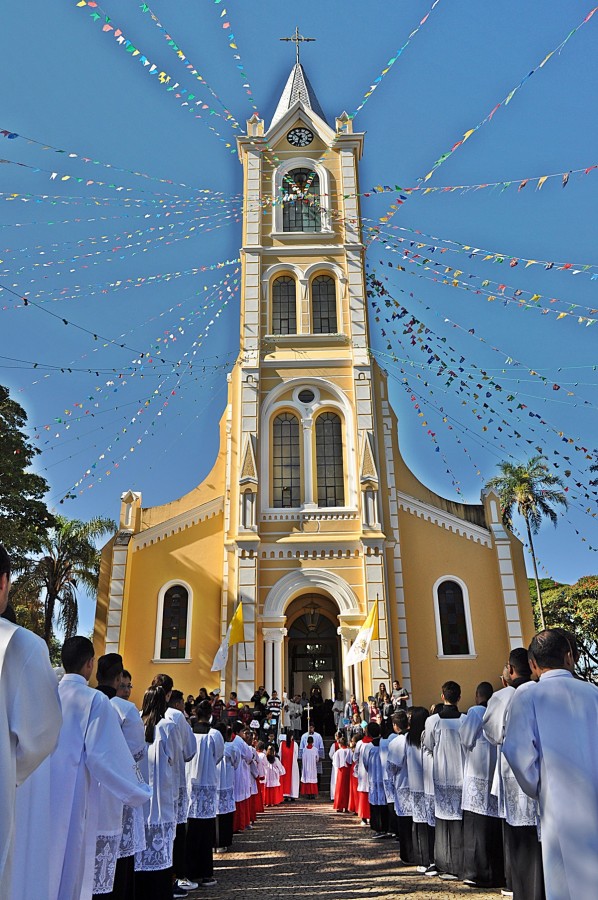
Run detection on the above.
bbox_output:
[285,593,341,701]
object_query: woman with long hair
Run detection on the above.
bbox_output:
[332,735,353,812]
[214,723,239,854]
[134,686,178,900]
[280,729,299,801]
[406,706,435,873]
[263,745,286,806]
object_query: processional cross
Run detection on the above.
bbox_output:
[280,26,316,66]
[305,702,313,726]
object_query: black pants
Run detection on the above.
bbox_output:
[397,815,414,863]
[369,803,389,834]
[172,822,186,879]
[185,817,215,880]
[462,810,505,887]
[133,869,172,900]
[503,821,545,900]
[387,802,399,837]
[412,821,434,868]
[216,811,234,849]
[434,817,463,877]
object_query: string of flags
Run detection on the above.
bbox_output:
[213,2,259,115]
[73,0,237,153]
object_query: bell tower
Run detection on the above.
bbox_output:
[223,50,396,700]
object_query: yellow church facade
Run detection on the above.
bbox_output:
[94,61,535,708]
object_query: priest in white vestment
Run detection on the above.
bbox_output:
[0,546,62,900]
[299,723,325,775]
[48,637,150,900]
[504,630,598,900]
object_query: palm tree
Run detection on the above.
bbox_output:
[486,455,568,630]
[12,515,115,645]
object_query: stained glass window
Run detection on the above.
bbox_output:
[282,168,321,232]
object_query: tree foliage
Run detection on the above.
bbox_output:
[0,384,55,568]
[529,575,598,683]
[10,514,115,645]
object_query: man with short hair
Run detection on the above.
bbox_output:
[284,694,303,741]
[49,636,150,900]
[391,678,410,710]
[503,630,598,900]
[483,647,543,900]
[423,680,465,881]
[0,544,62,900]
[459,681,503,889]
[116,670,132,700]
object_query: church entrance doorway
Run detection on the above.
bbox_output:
[286,593,341,713]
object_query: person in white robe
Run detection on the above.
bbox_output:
[92,652,149,900]
[299,740,319,796]
[361,723,388,836]
[0,547,62,900]
[503,630,598,900]
[231,721,253,832]
[165,690,196,894]
[111,679,149,900]
[459,682,504,889]
[352,734,371,824]
[483,647,543,900]
[284,695,303,740]
[183,700,223,888]
[423,681,465,881]
[386,722,413,859]
[403,707,434,872]
[332,695,345,731]
[47,637,149,900]
[214,723,239,851]
[299,723,325,775]
[134,685,179,900]
[328,734,340,800]
[280,731,299,800]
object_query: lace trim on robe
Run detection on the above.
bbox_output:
[424,791,436,827]
[93,835,120,894]
[118,804,146,858]
[462,775,499,818]
[217,786,236,816]
[410,790,427,824]
[434,783,463,821]
[503,774,538,827]
[394,785,412,817]
[134,822,175,872]
[176,784,189,825]
[188,784,218,820]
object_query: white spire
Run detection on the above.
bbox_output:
[269,63,327,130]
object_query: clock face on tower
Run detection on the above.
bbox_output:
[287,127,314,147]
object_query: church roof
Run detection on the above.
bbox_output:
[269,63,327,130]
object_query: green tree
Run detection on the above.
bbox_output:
[0,384,55,568]
[529,575,598,682]
[486,455,568,630]
[11,515,115,645]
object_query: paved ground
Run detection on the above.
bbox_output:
[196,799,504,899]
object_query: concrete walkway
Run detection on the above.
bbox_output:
[201,799,503,899]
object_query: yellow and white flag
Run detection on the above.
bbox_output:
[211,603,245,672]
[345,603,379,667]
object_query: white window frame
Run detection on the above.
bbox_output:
[272,158,333,235]
[432,575,476,660]
[153,579,193,663]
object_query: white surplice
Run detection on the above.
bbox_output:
[1,621,61,900]
[165,707,196,825]
[300,747,318,784]
[362,742,386,806]
[186,726,224,820]
[299,730,324,759]
[135,717,178,873]
[110,696,148,860]
[386,733,411,815]
[49,674,150,900]
[352,739,370,793]
[459,705,498,817]
[404,742,427,824]
[482,684,538,827]
[264,758,285,787]
[503,669,598,900]
[328,741,338,798]
[379,733,397,805]
[231,734,253,802]
[217,741,240,815]
[423,712,465,821]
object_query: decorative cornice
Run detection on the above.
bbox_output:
[133,497,224,550]
[396,491,492,547]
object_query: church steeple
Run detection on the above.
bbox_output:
[269,62,327,130]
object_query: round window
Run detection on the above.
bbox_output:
[298,389,315,404]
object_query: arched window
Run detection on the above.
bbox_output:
[436,580,471,656]
[315,412,345,507]
[282,168,321,232]
[271,276,297,335]
[272,413,301,508]
[312,275,337,334]
[159,584,190,659]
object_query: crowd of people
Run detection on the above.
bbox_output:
[2,540,598,900]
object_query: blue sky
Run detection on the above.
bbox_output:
[1,1,597,634]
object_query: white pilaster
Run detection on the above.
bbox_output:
[301,417,315,507]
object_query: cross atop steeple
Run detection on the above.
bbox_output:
[280,26,316,66]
